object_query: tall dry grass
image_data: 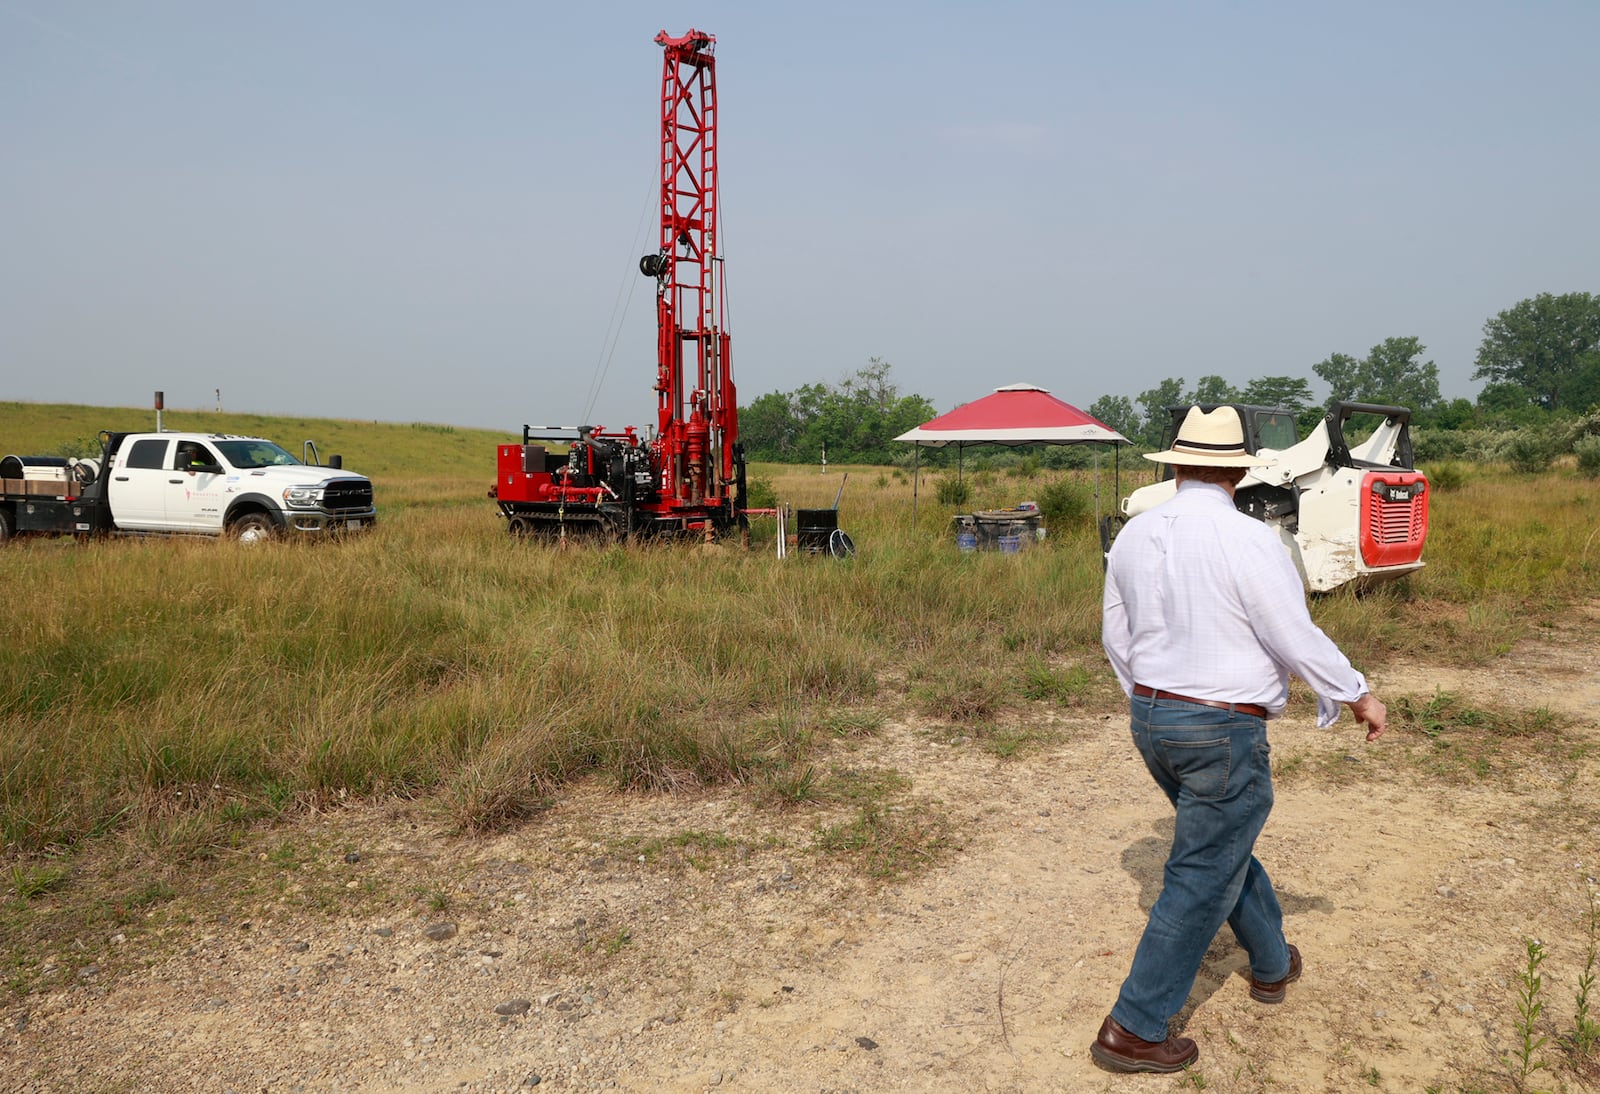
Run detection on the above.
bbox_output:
[2,404,1596,860]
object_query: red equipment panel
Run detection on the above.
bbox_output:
[1359,471,1429,567]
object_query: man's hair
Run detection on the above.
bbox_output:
[1176,464,1249,488]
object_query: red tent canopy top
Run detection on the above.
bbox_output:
[895,383,1128,448]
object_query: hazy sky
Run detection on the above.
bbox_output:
[5,1,1597,432]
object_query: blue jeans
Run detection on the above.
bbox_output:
[1109,695,1291,1043]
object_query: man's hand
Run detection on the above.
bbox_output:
[1350,694,1387,742]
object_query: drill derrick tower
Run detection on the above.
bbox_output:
[493,28,745,539]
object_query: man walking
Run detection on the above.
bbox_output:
[1092,406,1387,1073]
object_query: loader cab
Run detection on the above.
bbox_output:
[1148,404,1304,529]
[1151,404,1299,483]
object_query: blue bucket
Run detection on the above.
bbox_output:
[997,535,1022,554]
[956,531,978,552]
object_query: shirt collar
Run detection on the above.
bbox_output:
[1175,479,1234,503]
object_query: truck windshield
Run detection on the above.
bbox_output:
[214,440,301,469]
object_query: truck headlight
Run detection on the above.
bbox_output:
[283,485,325,509]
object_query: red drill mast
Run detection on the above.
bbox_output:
[641,28,738,515]
[493,29,745,540]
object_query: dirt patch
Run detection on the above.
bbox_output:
[3,610,1600,1093]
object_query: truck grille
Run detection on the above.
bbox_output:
[323,480,374,512]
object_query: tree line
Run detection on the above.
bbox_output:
[737,291,1600,464]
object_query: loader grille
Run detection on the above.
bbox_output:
[1359,472,1428,567]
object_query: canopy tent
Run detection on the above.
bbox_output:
[894,382,1130,520]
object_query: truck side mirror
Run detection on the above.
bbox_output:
[328,455,342,469]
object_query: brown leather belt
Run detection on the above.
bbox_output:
[1133,684,1267,719]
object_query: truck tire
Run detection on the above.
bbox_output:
[230,512,278,545]
[0,507,13,544]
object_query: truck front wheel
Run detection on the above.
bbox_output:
[0,507,14,544]
[231,512,278,545]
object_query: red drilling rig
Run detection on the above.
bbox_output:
[493,28,746,540]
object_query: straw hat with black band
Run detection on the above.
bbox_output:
[1144,406,1269,468]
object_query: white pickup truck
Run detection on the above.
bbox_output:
[0,430,376,543]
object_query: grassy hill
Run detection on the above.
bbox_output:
[0,399,518,485]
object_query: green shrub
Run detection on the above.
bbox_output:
[1037,478,1090,524]
[936,476,970,506]
[1422,462,1467,492]
[1412,428,1468,463]
[1506,430,1557,474]
[1575,434,1600,478]
[1007,455,1040,480]
[744,476,778,509]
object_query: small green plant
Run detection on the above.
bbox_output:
[1395,690,1488,739]
[1019,658,1092,704]
[913,671,1004,723]
[9,861,72,901]
[1508,936,1552,1093]
[813,803,953,881]
[591,928,631,956]
[935,476,970,507]
[760,763,820,806]
[815,710,884,739]
[974,723,1044,759]
[1568,881,1600,1060]
[1422,461,1467,492]
[744,475,778,509]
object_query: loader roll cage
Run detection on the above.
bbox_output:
[1153,401,1416,480]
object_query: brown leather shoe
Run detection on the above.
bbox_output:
[1089,1016,1199,1073]
[1250,943,1302,1003]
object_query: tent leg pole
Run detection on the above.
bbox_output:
[1093,447,1101,529]
[912,444,919,522]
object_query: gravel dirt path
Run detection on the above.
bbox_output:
[4,605,1599,1093]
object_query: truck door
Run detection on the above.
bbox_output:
[110,437,174,529]
[167,441,226,532]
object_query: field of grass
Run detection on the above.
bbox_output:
[1,401,1597,862]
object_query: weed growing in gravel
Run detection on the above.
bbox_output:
[1567,881,1600,1062]
[815,709,885,739]
[760,763,821,806]
[1508,937,1552,1093]
[812,802,954,881]
[1019,658,1093,704]
[583,928,632,958]
[632,830,736,868]
[1390,691,1579,784]
[8,861,71,900]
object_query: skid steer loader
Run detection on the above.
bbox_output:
[1109,402,1429,593]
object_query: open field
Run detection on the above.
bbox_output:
[2,402,1599,1091]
